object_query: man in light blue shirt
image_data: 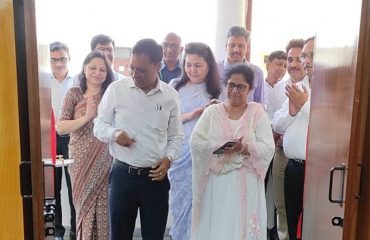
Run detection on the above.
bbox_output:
[217,26,265,103]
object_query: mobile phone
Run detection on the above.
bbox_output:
[213,141,237,154]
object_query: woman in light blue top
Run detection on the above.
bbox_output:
[168,42,224,240]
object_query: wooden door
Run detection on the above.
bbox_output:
[13,0,49,239]
[350,0,370,239]
[0,0,25,239]
[302,0,368,239]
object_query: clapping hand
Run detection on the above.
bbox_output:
[285,84,308,116]
[85,97,97,122]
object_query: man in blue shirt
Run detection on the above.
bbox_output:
[159,33,183,83]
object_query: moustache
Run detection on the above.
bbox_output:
[289,67,300,72]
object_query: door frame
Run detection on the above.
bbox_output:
[345,0,370,238]
[13,0,45,239]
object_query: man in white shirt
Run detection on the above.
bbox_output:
[269,39,306,240]
[264,50,288,119]
[272,37,314,240]
[94,38,183,240]
[49,41,76,239]
[263,50,287,239]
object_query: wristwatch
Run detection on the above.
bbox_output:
[166,155,174,163]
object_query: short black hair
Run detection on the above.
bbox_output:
[132,38,163,64]
[286,39,304,53]
[90,34,115,50]
[225,64,254,90]
[49,41,70,59]
[267,50,287,62]
[226,26,250,43]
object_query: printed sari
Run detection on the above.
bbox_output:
[60,87,112,240]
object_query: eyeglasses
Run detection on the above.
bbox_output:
[287,56,302,63]
[95,47,114,53]
[226,82,248,92]
[162,42,180,51]
[299,52,314,62]
[50,57,68,64]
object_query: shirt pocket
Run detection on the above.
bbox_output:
[150,111,170,135]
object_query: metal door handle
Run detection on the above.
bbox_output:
[329,163,346,206]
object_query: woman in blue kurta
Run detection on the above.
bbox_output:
[168,42,224,240]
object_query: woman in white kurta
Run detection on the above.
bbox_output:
[190,64,275,240]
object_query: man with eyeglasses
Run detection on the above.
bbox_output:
[217,26,265,103]
[90,34,124,81]
[159,32,183,83]
[272,37,313,240]
[49,41,76,240]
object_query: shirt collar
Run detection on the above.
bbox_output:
[51,72,73,83]
[264,78,275,89]
[223,58,247,70]
[128,77,163,95]
[160,60,181,71]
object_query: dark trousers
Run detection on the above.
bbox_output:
[109,160,170,240]
[55,134,76,237]
[284,159,305,240]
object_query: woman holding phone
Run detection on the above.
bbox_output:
[190,64,275,240]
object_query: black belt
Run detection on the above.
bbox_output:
[113,159,152,176]
[290,159,305,165]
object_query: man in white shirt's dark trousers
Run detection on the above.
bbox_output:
[94,38,183,240]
